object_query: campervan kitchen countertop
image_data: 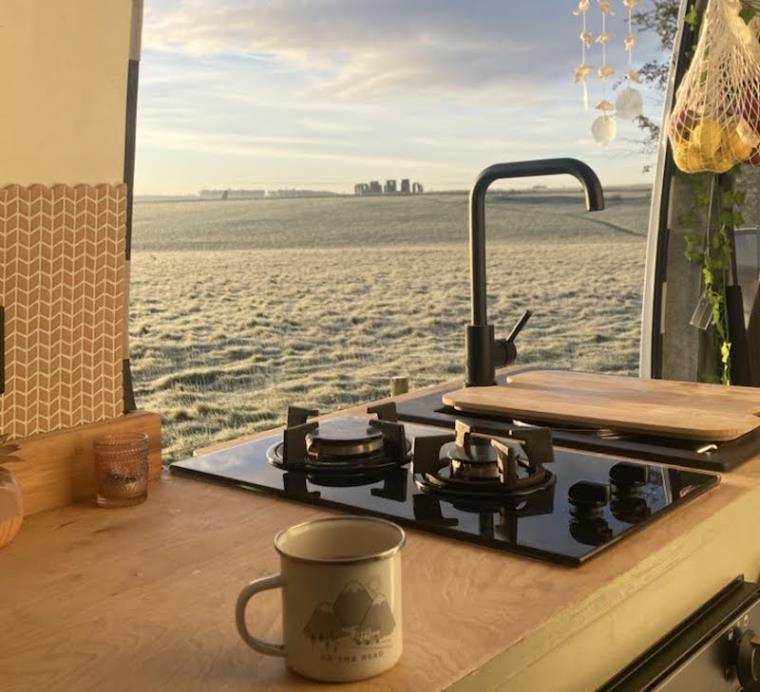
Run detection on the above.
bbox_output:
[2,374,760,692]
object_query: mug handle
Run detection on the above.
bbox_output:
[235,574,286,657]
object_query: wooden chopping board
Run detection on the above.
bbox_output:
[442,370,760,441]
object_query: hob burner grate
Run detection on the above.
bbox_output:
[413,420,556,502]
[267,404,411,479]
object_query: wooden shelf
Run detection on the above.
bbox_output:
[11,410,162,516]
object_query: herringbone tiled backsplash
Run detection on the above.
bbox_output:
[0,184,126,439]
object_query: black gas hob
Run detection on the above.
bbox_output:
[171,404,719,566]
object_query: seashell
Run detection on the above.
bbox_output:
[575,64,593,82]
[592,115,617,145]
[598,64,616,79]
[615,87,643,120]
[598,0,615,16]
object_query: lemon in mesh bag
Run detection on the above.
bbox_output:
[668,0,760,173]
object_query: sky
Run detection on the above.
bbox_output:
[135,0,668,195]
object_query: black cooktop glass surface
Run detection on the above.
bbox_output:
[171,418,720,566]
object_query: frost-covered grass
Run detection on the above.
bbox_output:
[130,190,648,461]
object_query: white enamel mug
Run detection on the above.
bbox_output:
[236,516,405,682]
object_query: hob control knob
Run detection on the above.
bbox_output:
[570,516,613,546]
[735,628,760,688]
[610,462,648,490]
[568,481,610,514]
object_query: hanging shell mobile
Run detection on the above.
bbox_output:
[592,0,617,145]
[574,0,593,111]
[616,0,644,120]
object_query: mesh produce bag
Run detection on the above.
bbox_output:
[668,0,760,173]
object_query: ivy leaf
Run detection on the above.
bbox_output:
[685,6,699,27]
[694,190,710,206]
[721,342,732,362]
[713,303,723,328]
[740,2,757,24]
[686,250,704,263]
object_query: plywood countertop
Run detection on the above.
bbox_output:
[3,376,760,692]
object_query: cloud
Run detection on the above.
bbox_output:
[137,125,442,168]
[135,1,665,193]
[143,0,659,99]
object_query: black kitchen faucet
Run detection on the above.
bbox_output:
[465,158,605,387]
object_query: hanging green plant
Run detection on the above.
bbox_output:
[670,0,756,385]
[682,174,744,384]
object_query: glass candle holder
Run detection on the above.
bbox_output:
[94,433,150,508]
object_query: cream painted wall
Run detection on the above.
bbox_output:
[0,0,133,185]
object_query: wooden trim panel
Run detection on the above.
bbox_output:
[11,411,162,516]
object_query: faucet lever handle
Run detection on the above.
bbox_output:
[506,310,532,344]
[495,310,532,368]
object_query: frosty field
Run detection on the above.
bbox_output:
[129,190,650,462]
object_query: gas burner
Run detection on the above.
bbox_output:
[266,404,411,478]
[413,420,556,502]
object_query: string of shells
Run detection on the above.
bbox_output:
[574,0,644,146]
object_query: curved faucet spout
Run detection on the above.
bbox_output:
[465,158,605,387]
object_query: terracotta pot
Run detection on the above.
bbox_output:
[0,466,23,548]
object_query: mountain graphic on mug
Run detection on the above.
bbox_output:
[334,581,373,627]
[304,580,395,648]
